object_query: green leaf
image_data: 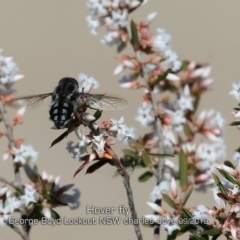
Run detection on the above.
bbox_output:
[181,208,192,219]
[224,160,235,168]
[146,153,174,158]
[229,121,240,126]
[149,69,172,88]
[138,171,153,182]
[189,236,208,240]
[92,110,102,122]
[142,153,152,168]
[130,20,139,47]
[183,122,193,138]
[182,184,193,206]
[117,42,127,53]
[51,209,60,220]
[123,149,137,158]
[179,150,188,191]
[212,173,227,195]
[217,168,238,185]
[162,193,177,210]
[181,61,190,71]
[201,228,220,236]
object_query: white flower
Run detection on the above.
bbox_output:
[196,141,225,172]
[152,28,172,54]
[78,73,99,92]
[20,187,39,207]
[42,171,60,183]
[177,85,194,111]
[164,109,186,132]
[229,82,240,101]
[92,134,106,158]
[86,16,102,35]
[135,104,155,126]
[0,203,10,226]
[150,179,170,202]
[192,205,211,222]
[192,66,211,78]
[161,48,182,71]
[229,184,240,196]
[163,216,180,235]
[0,50,24,86]
[4,194,21,213]
[106,116,136,144]
[3,144,38,164]
[67,129,91,161]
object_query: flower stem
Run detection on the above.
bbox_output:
[0,99,22,185]
[5,221,28,240]
[121,171,143,240]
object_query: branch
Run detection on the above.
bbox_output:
[0,99,29,239]
[0,99,21,185]
[0,176,17,189]
[5,221,28,240]
[121,171,143,240]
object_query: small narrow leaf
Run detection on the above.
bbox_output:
[142,153,152,168]
[138,171,153,182]
[130,20,140,48]
[50,131,68,148]
[51,209,60,220]
[117,42,127,53]
[86,161,108,174]
[181,208,192,219]
[183,122,193,137]
[229,121,240,126]
[123,149,137,158]
[212,173,227,195]
[189,236,208,240]
[73,159,91,177]
[146,153,174,158]
[149,69,172,87]
[201,228,220,236]
[179,150,188,191]
[92,110,102,122]
[182,184,193,206]
[224,160,235,168]
[217,169,238,185]
[162,193,177,210]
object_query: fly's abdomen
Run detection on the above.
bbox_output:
[49,101,74,129]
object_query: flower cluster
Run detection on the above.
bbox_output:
[85,1,233,240]
[86,0,145,45]
[0,50,81,239]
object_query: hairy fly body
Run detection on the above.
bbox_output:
[9,77,127,129]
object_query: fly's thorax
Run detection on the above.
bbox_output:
[53,77,79,101]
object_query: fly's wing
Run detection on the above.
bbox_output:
[8,93,52,109]
[85,94,127,110]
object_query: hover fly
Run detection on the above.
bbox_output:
[10,77,127,129]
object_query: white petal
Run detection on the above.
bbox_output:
[114,64,124,75]
[166,73,180,81]
[146,12,158,22]
[147,202,161,212]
